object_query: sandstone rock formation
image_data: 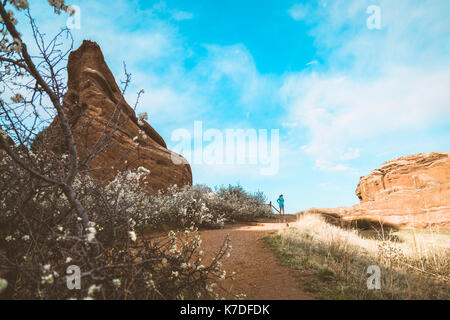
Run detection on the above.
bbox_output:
[305,152,450,229]
[46,40,192,192]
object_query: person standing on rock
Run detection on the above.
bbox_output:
[277,195,285,216]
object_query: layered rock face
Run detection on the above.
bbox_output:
[47,40,192,192]
[309,152,450,229]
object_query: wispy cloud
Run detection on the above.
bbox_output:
[340,148,360,161]
[313,159,358,174]
[193,44,277,109]
[283,0,450,171]
[170,10,194,21]
[152,1,194,21]
[283,67,450,166]
[305,60,318,66]
[287,4,308,21]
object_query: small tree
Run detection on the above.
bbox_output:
[0,0,91,225]
[0,1,231,300]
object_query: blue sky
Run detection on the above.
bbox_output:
[23,0,450,213]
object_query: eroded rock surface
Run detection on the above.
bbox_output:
[47,40,192,192]
[306,152,450,229]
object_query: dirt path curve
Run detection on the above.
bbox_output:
[199,214,315,300]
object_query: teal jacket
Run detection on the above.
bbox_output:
[277,197,284,207]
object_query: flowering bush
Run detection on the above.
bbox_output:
[0,153,234,300]
[0,150,273,299]
[145,184,273,229]
[214,185,273,222]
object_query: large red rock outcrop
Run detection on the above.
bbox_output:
[46,40,192,192]
[307,152,450,229]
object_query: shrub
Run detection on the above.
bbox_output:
[0,154,232,300]
[214,185,273,222]
[0,151,272,299]
[146,185,226,229]
[145,184,274,229]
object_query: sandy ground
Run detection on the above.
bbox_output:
[199,214,315,300]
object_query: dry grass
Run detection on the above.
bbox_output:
[265,213,450,300]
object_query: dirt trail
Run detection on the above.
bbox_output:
[199,214,315,300]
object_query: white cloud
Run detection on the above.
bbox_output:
[151,1,193,21]
[340,148,360,161]
[133,87,200,123]
[305,60,318,66]
[170,10,194,21]
[281,121,298,128]
[287,4,308,21]
[130,43,277,128]
[282,0,450,170]
[193,44,277,108]
[314,160,350,172]
[283,67,450,165]
[305,0,450,72]
[313,160,357,174]
[318,182,329,189]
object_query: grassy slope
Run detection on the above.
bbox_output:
[263,214,450,300]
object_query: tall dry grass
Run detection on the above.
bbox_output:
[269,213,450,299]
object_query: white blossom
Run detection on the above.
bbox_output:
[41,274,54,284]
[112,279,121,287]
[85,225,97,243]
[137,166,150,175]
[0,278,7,294]
[138,112,148,120]
[87,284,102,296]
